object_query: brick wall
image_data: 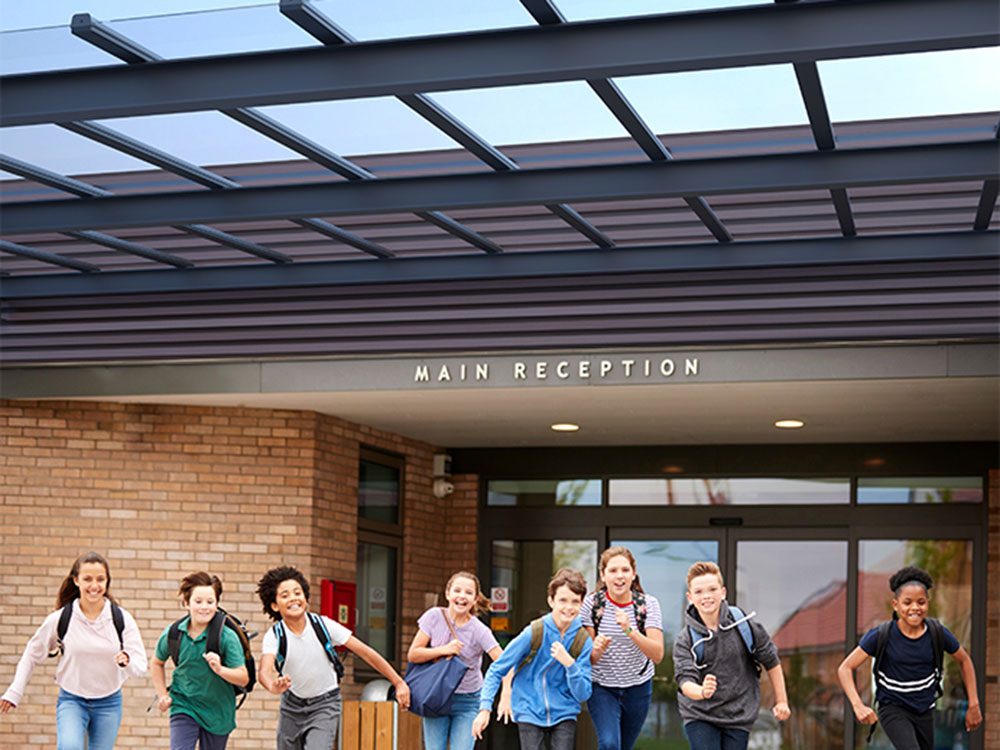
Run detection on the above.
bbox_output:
[0,400,475,749]
[986,469,999,749]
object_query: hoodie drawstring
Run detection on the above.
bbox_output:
[690,609,756,670]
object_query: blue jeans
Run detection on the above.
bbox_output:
[56,688,122,750]
[587,680,652,750]
[422,690,481,750]
[170,713,230,750]
[683,720,750,750]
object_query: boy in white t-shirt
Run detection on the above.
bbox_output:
[256,566,410,750]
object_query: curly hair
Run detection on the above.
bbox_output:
[889,566,933,595]
[257,566,310,621]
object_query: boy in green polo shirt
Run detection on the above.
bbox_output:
[152,571,249,750]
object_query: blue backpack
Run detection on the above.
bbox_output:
[690,605,759,677]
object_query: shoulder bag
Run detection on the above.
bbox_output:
[404,607,470,718]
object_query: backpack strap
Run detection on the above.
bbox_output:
[49,604,75,657]
[590,590,606,631]
[273,621,287,674]
[568,626,590,660]
[308,613,345,681]
[110,602,126,652]
[925,617,945,699]
[632,591,647,635]
[167,618,185,665]
[689,605,756,669]
[515,618,545,676]
[205,610,226,656]
[866,620,895,743]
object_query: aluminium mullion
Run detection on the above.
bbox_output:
[280,0,612,248]
[522,1,731,243]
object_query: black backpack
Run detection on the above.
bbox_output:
[168,608,258,709]
[273,612,345,681]
[49,600,125,658]
[591,589,651,674]
[865,616,945,742]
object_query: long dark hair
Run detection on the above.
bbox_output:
[56,552,117,609]
[596,546,645,594]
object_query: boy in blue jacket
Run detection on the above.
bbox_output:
[472,568,592,750]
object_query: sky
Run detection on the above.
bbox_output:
[0,0,997,178]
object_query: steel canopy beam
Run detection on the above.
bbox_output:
[2,0,996,126]
[2,232,995,299]
[3,141,996,235]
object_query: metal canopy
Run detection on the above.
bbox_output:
[0,0,998,286]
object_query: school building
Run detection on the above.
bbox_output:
[1,1,998,748]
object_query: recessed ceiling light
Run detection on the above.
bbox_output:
[774,419,805,429]
[864,457,887,467]
[662,465,685,474]
[550,423,580,432]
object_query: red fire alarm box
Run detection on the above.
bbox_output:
[321,579,356,648]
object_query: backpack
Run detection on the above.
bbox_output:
[865,616,945,743]
[49,600,125,658]
[168,608,258,709]
[591,589,651,673]
[273,612,345,681]
[689,604,759,677]
[514,618,589,676]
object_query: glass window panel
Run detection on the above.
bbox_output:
[820,48,1000,122]
[607,539,719,747]
[356,541,397,661]
[0,26,119,74]
[558,0,764,22]
[856,540,974,750]
[313,0,534,41]
[857,477,983,504]
[0,124,156,177]
[737,540,849,750]
[487,479,601,506]
[612,65,808,137]
[359,459,399,524]
[609,478,850,505]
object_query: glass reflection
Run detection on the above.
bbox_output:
[487,479,601,506]
[857,477,983,504]
[610,477,850,505]
[737,540,848,750]
[611,539,720,749]
[356,541,396,660]
[856,540,973,750]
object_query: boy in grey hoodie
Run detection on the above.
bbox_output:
[672,562,789,750]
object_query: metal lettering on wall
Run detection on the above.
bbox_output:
[414,356,699,385]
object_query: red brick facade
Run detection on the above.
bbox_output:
[0,399,477,749]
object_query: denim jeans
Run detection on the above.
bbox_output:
[422,690,481,750]
[587,680,652,750]
[55,688,122,750]
[682,720,750,750]
[169,713,231,750]
[517,719,577,750]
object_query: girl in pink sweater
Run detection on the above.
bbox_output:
[1,551,147,750]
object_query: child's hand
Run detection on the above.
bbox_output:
[393,681,411,711]
[0,699,16,713]
[852,703,877,724]
[772,701,790,721]
[115,651,130,668]
[203,652,223,674]
[551,641,574,667]
[269,675,292,695]
[471,709,490,739]
[965,703,982,731]
[701,674,717,699]
[614,608,631,632]
[592,634,611,660]
[498,681,513,723]
[156,694,172,712]
[442,639,464,657]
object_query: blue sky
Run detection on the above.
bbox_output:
[1,1,997,178]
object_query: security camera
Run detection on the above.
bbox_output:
[433,478,455,498]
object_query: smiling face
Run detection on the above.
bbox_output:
[893,584,929,629]
[601,555,636,602]
[73,561,108,606]
[185,585,219,627]
[686,572,726,619]
[446,575,478,617]
[271,578,309,621]
[548,584,583,630]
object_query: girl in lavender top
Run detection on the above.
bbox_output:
[407,570,509,750]
[1,551,147,750]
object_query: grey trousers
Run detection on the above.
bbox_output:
[277,688,341,750]
[517,720,577,750]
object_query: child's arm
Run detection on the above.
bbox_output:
[344,636,411,710]
[672,627,715,701]
[837,646,877,725]
[766,662,790,720]
[552,636,594,703]
[485,645,514,724]
[951,646,982,732]
[150,656,172,712]
[585,625,610,664]
[612,608,664,662]
[203,651,248,687]
[679,674,717,701]
[257,653,291,695]
[407,628,462,663]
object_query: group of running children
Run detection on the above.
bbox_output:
[1,547,983,750]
